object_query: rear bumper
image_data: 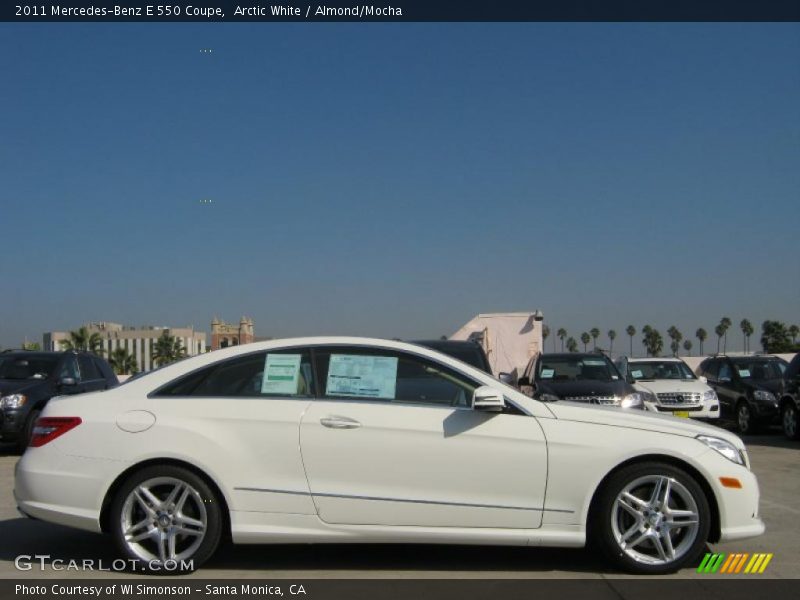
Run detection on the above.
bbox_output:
[14,445,125,533]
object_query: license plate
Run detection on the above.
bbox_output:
[672,411,690,418]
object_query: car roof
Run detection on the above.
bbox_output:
[411,339,483,350]
[539,353,609,359]
[627,357,683,363]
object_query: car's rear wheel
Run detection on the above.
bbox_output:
[110,465,223,573]
[593,462,710,574]
[736,401,758,435]
[782,402,800,440]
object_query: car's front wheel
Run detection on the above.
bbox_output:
[736,401,758,435]
[593,462,710,574]
[110,465,223,573]
[782,402,800,441]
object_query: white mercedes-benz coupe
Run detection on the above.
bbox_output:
[14,337,764,574]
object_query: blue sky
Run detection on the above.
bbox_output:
[1,24,798,353]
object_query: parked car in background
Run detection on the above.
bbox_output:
[0,350,118,449]
[615,357,719,420]
[16,337,763,574]
[697,355,788,434]
[412,340,492,374]
[778,353,800,440]
[517,352,643,409]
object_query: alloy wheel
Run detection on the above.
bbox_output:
[611,475,700,566]
[738,404,752,433]
[119,476,207,564]
[784,405,798,439]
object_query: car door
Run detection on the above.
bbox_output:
[150,348,318,515]
[712,359,739,419]
[77,354,108,393]
[299,345,548,529]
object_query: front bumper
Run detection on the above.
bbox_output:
[643,401,720,419]
[0,408,24,442]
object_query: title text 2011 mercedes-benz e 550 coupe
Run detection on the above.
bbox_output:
[14,338,764,574]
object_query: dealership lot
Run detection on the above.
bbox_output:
[0,431,797,579]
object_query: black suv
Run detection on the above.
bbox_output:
[0,350,118,449]
[778,353,800,440]
[517,352,643,409]
[697,355,788,434]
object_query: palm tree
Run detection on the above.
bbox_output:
[60,326,105,356]
[580,332,591,352]
[557,328,567,352]
[683,339,693,355]
[152,331,187,367]
[590,328,600,350]
[667,326,682,356]
[626,325,636,356]
[720,317,732,353]
[740,319,754,354]
[789,324,799,345]
[714,324,725,354]
[643,328,664,357]
[542,325,551,353]
[108,347,138,375]
[608,330,617,354]
[566,337,578,353]
[696,328,707,355]
[761,320,792,353]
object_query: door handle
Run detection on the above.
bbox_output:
[320,416,362,429]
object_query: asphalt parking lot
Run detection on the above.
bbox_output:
[0,430,797,580]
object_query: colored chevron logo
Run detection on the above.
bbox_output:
[697,552,773,574]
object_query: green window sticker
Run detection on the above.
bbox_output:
[261,354,302,395]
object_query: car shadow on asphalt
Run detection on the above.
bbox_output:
[0,517,612,575]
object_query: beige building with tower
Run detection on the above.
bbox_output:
[211,317,255,350]
[43,322,206,373]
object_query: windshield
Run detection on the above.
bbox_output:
[0,356,59,380]
[733,360,786,380]
[536,356,619,382]
[628,361,695,380]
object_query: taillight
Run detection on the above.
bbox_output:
[29,417,82,447]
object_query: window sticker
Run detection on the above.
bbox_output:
[327,354,398,399]
[540,368,555,379]
[611,375,619,380]
[737,369,751,378]
[631,369,644,379]
[583,359,607,366]
[261,354,302,395]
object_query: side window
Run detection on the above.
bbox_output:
[59,356,80,381]
[314,346,479,408]
[94,358,115,382]
[701,359,718,380]
[154,349,314,398]
[78,355,101,380]
[718,361,732,381]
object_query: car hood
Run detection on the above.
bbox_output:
[0,379,48,397]
[536,379,632,398]
[633,379,711,394]
[546,400,744,448]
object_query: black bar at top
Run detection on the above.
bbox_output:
[3,1,800,23]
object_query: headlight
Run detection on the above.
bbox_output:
[696,434,745,466]
[620,393,644,409]
[538,393,560,402]
[0,394,27,409]
[640,390,658,404]
[703,389,718,402]
[753,390,776,403]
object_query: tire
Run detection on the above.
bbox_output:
[592,461,711,575]
[109,465,223,573]
[782,402,800,441]
[17,409,41,452]
[736,401,759,435]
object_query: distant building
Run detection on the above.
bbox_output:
[43,322,206,372]
[211,316,255,350]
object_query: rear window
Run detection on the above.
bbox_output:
[0,356,58,380]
